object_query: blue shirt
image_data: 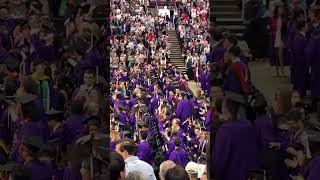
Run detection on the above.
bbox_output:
[125,156,157,180]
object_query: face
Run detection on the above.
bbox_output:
[221,100,232,121]
[221,38,230,48]
[171,120,179,129]
[89,125,98,136]
[22,27,30,37]
[291,91,301,107]
[35,63,46,74]
[194,129,200,136]
[83,73,95,86]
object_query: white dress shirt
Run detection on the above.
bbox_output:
[125,156,157,180]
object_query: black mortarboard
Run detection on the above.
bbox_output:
[308,131,320,143]
[2,55,20,71]
[16,94,37,105]
[33,58,46,67]
[180,90,187,95]
[122,131,131,136]
[139,105,149,113]
[136,121,147,128]
[45,109,64,120]
[253,95,267,108]
[40,142,57,156]
[111,121,125,126]
[41,22,55,33]
[75,36,91,56]
[0,162,19,172]
[118,104,129,111]
[87,118,100,127]
[23,136,44,153]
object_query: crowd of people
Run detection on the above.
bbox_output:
[176,0,211,90]
[110,0,209,179]
[0,1,108,180]
[211,0,320,180]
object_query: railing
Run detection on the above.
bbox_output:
[242,0,245,19]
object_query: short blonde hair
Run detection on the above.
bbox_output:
[159,160,176,180]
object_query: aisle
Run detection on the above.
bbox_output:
[249,61,291,99]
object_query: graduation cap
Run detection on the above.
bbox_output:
[40,142,57,157]
[139,105,149,114]
[16,93,37,105]
[33,58,46,67]
[308,131,320,143]
[253,95,267,108]
[122,130,131,136]
[45,109,64,121]
[22,136,44,154]
[41,22,55,34]
[87,118,100,127]
[2,54,20,71]
[75,36,91,56]
[136,121,147,128]
[0,162,19,172]
[118,104,129,111]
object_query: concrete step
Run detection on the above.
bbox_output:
[215,18,243,25]
[213,11,242,18]
[212,5,239,12]
[223,25,246,31]
[213,0,241,6]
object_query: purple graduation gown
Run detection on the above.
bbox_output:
[0,109,15,145]
[307,156,320,180]
[63,115,85,144]
[12,120,45,162]
[213,119,258,180]
[137,140,154,165]
[223,61,247,95]
[291,32,309,95]
[63,165,82,180]
[48,124,65,149]
[110,141,116,152]
[213,44,224,65]
[254,114,275,151]
[25,160,53,180]
[305,30,320,98]
[176,99,192,125]
[169,148,189,168]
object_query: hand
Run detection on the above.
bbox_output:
[290,175,304,180]
[269,142,281,149]
[286,147,297,156]
[285,158,298,168]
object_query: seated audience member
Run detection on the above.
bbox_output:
[125,171,145,180]
[116,138,157,180]
[164,165,189,180]
[159,160,176,180]
[110,152,126,180]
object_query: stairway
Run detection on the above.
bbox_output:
[167,30,186,74]
[212,0,245,38]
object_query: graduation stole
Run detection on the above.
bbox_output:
[32,74,50,111]
[230,63,249,95]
